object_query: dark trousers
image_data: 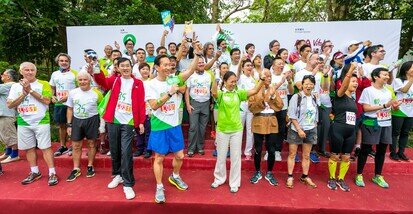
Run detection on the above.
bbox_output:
[274,110,287,152]
[317,107,331,152]
[253,133,277,172]
[107,123,135,187]
[357,143,387,175]
[391,116,413,155]
[188,100,210,152]
[135,115,151,152]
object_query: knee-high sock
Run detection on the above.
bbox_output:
[328,158,337,179]
[338,161,350,180]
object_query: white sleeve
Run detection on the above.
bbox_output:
[7,83,19,100]
[49,72,56,86]
[66,90,74,108]
[145,81,157,101]
[294,71,303,84]
[392,78,404,92]
[358,88,370,105]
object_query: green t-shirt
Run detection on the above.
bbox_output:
[216,89,248,133]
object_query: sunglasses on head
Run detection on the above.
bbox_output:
[303,75,315,81]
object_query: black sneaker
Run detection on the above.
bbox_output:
[389,153,401,162]
[250,171,262,184]
[66,169,81,182]
[398,153,410,161]
[368,150,376,158]
[133,150,143,157]
[54,146,68,157]
[48,173,59,186]
[21,172,42,185]
[336,179,350,192]
[67,147,73,156]
[143,151,152,159]
[86,166,95,178]
[327,178,337,190]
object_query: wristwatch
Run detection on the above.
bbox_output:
[29,89,34,94]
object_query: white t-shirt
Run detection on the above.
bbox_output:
[294,69,312,84]
[392,78,413,117]
[132,63,143,79]
[66,88,103,119]
[237,74,256,112]
[362,63,384,80]
[49,70,77,105]
[358,86,392,127]
[8,80,52,126]
[271,74,288,110]
[293,60,306,72]
[114,77,134,125]
[186,71,212,103]
[146,76,184,131]
[230,62,239,73]
[302,95,317,130]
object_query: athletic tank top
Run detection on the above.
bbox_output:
[333,94,358,126]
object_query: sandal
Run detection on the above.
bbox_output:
[300,177,317,188]
[286,177,294,189]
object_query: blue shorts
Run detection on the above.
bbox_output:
[148,125,184,155]
[53,105,67,124]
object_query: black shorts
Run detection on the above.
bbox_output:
[53,105,67,124]
[71,115,99,141]
[361,124,392,145]
[329,122,356,154]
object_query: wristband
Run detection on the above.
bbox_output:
[167,92,173,97]
[323,74,328,78]
[66,123,72,128]
[383,104,386,109]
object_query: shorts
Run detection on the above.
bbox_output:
[71,115,100,141]
[287,127,317,145]
[361,124,392,145]
[17,124,51,150]
[53,105,67,124]
[329,122,356,154]
[0,116,17,147]
[148,125,184,155]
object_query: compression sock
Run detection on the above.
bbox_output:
[338,161,350,180]
[328,158,337,179]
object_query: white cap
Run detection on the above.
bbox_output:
[347,40,362,47]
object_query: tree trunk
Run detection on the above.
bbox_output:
[211,0,220,23]
[261,0,270,22]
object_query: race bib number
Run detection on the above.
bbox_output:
[18,104,38,115]
[401,97,413,107]
[161,101,176,115]
[277,89,287,98]
[116,101,132,114]
[193,86,208,95]
[377,109,391,121]
[57,90,69,100]
[345,111,356,126]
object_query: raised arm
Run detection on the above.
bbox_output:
[160,30,168,47]
[337,63,356,97]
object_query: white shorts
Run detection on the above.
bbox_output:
[17,124,51,150]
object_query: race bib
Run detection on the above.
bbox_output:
[193,86,208,95]
[57,90,69,100]
[377,109,391,121]
[116,101,132,114]
[160,101,176,115]
[345,111,356,126]
[277,89,287,98]
[401,97,413,107]
[18,104,38,115]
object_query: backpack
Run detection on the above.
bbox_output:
[295,93,317,119]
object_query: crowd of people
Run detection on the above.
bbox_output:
[0,24,412,202]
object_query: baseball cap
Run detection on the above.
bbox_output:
[347,40,362,47]
[333,51,345,60]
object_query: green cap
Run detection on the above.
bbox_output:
[123,34,136,46]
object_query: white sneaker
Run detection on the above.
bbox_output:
[1,156,20,164]
[275,151,282,161]
[108,175,123,188]
[263,151,268,161]
[123,186,135,200]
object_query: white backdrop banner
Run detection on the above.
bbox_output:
[67,20,402,70]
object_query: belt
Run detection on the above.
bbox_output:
[254,113,276,117]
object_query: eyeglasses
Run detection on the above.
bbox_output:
[324,45,334,48]
[303,75,315,81]
[245,64,253,67]
[378,50,386,54]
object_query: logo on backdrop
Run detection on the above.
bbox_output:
[294,28,310,34]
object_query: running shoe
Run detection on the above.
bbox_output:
[66,169,81,182]
[123,186,135,200]
[389,153,401,162]
[107,175,123,188]
[21,172,42,185]
[300,177,317,188]
[398,153,410,161]
[211,181,222,189]
[1,156,21,164]
[86,166,95,178]
[264,151,268,161]
[250,171,262,184]
[54,146,68,157]
[168,174,188,190]
[310,152,320,163]
[355,174,365,187]
[295,154,300,162]
[275,151,282,161]
[144,151,152,159]
[133,150,143,157]
[230,187,238,193]
[48,173,59,186]
[155,186,166,203]
[336,179,350,192]
[265,171,278,186]
[368,150,376,158]
[327,178,337,190]
[372,175,389,188]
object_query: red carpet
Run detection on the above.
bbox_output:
[1,147,413,213]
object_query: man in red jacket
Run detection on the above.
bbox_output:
[91,57,145,200]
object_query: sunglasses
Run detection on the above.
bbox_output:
[303,75,315,81]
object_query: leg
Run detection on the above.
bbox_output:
[244,111,254,156]
[107,123,121,176]
[398,117,413,155]
[229,131,243,188]
[213,131,230,184]
[301,143,312,175]
[172,150,185,175]
[375,143,387,175]
[274,110,287,152]
[120,125,135,187]
[71,141,83,169]
[87,140,96,166]
[187,101,200,153]
[26,148,38,167]
[287,144,298,175]
[391,116,403,155]
[153,153,165,184]
[253,133,264,171]
[357,144,372,174]
[317,107,331,154]
[266,133,277,172]
[197,101,210,152]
